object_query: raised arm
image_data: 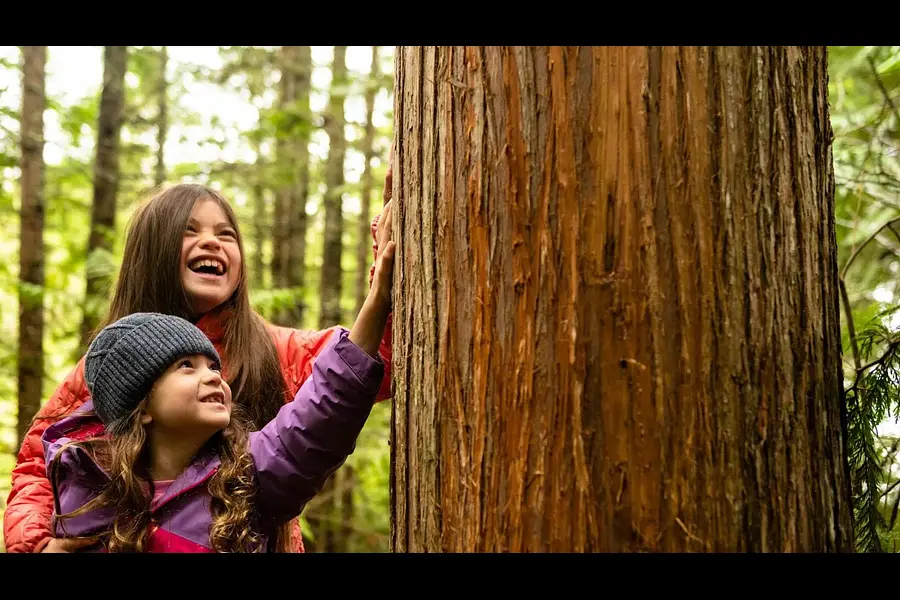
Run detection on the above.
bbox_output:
[271,202,394,402]
[250,213,394,524]
[249,328,384,524]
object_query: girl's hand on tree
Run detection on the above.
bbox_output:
[351,181,395,358]
[372,200,395,309]
[372,142,395,309]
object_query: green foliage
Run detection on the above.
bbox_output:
[60,97,98,148]
[833,44,900,552]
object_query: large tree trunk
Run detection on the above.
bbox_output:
[318,45,347,328]
[17,46,47,443]
[80,46,127,351]
[356,46,380,315]
[390,46,854,552]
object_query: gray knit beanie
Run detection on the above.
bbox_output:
[85,312,221,432]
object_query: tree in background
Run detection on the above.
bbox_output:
[356,46,380,315]
[16,46,47,443]
[319,46,348,329]
[79,46,127,353]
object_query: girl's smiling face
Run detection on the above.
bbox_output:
[144,353,233,434]
[180,197,242,315]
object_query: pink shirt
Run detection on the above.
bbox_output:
[152,480,174,504]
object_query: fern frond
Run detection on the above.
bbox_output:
[847,333,900,552]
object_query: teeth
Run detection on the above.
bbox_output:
[189,258,224,274]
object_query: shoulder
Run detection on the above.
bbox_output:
[262,320,342,391]
[264,321,339,354]
[41,404,105,469]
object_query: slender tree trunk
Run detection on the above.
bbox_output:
[390,46,854,552]
[251,133,267,290]
[356,46,380,316]
[340,465,356,551]
[318,45,347,328]
[17,46,47,443]
[80,46,127,352]
[271,46,311,327]
[286,46,312,326]
[154,46,167,188]
[271,46,295,299]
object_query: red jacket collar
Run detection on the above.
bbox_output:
[194,306,230,345]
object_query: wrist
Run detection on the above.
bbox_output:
[363,292,391,329]
[349,295,391,358]
[366,281,392,317]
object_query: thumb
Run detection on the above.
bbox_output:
[377,241,396,275]
[60,537,99,551]
[375,241,396,282]
[381,240,396,263]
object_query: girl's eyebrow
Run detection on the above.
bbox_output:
[187,217,235,230]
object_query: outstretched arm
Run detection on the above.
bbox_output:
[250,222,395,524]
[249,328,385,524]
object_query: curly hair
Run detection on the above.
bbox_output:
[49,403,291,553]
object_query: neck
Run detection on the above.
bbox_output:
[146,429,210,481]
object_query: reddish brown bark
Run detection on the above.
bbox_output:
[17,46,47,443]
[390,46,853,552]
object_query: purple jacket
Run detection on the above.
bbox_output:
[42,328,383,552]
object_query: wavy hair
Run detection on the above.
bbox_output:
[49,403,290,553]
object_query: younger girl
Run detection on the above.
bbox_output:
[5,179,394,553]
[45,306,389,552]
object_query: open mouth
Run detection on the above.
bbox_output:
[199,392,225,405]
[188,258,226,277]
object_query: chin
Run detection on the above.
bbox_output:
[186,292,229,315]
[208,416,231,430]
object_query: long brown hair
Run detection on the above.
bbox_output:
[97,183,287,428]
[49,403,272,553]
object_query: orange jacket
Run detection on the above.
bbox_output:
[3,310,393,553]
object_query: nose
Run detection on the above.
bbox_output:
[198,231,222,251]
[202,365,223,385]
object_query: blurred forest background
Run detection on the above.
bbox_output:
[1,46,900,552]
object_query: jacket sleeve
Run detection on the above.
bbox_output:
[3,358,91,553]
[249,328,383,525]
